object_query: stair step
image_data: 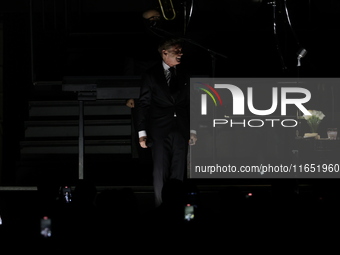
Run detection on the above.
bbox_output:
[24,119,132,137]
[20,138,132,154]
[28,99,131,117]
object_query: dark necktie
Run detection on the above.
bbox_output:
[168,67,178,94]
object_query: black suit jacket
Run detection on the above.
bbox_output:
[136,61,190,142]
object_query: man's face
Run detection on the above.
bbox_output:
[162,45,183,67]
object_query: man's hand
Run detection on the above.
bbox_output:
[189,133,197,145]
[139,136,148,148]
[126,98,135,108]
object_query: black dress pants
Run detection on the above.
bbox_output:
[151,119,188,207]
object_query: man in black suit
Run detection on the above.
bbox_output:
[136,37,197,207]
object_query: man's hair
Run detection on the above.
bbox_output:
[157,37,183,55]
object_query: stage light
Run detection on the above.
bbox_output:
[246,192,253,198]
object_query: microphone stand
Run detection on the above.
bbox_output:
[176,36,228,168]
[184,37,228,77]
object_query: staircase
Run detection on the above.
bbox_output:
[15,81,151,186]
[22,99,133,155]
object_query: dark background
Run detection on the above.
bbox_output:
[4,0,340,80]
[1,0,340,185]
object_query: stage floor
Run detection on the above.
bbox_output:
[0,177,338,251]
